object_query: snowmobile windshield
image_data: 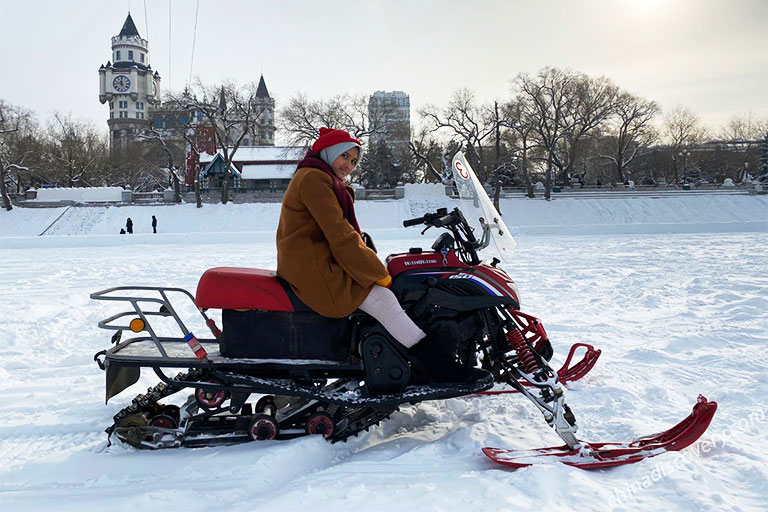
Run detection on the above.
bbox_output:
[450,152,516,263]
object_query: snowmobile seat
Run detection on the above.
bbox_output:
[196,267,350,361]
[196,267,295,312]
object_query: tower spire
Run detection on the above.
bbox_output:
[256,75,270,99]
[119,13,141,38]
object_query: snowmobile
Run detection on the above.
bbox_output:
[91,153,716,468]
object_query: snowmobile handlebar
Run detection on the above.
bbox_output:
[403,207,482,265]
[402,216,428,227]
[402,208,455,228]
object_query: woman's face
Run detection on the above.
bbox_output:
[331,147,360,180]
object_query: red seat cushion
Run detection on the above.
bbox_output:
[195,267,294,312]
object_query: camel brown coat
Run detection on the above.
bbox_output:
[276,167,388,318]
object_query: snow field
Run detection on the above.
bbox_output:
[1,194,765,243]
[0,232,766,511]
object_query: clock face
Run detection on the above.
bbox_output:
[113,75,131,92]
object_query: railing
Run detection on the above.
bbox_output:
[490,183,753,198]
[132,191,164,203]
[363,188,397,200]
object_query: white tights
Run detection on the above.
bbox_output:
[358,285,426,348]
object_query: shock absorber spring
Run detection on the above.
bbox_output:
[507,328,539,374]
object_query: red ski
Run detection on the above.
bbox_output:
[483,395,717,469]
[478,342,602,396]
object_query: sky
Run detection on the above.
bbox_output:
[1,0,766,140]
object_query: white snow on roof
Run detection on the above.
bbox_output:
[241,164,296,180]
[199,146,306,163]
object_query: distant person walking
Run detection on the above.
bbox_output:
[126,217,133,234]
[152,215,157,234]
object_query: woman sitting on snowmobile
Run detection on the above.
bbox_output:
[276,127,462,382]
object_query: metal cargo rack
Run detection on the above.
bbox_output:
[90,286,361,402]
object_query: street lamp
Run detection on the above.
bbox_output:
[679,149,691,184]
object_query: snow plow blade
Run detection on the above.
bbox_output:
[478,343,601,396]
[483,395,717,469]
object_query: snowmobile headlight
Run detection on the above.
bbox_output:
[129,318,146,333]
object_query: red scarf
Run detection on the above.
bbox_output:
[296,151,361,234]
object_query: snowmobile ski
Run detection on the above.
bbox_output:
[482,395,717,469]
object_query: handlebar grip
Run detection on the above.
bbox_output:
[403,217,426,227]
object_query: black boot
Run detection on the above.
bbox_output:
[408,321,472,384]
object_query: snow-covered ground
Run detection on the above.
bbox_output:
[1,197,767,511]
[1,193,766,242]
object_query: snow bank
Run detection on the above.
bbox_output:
[1,194,765,248]
[404,182,446,198]
[31,187,125,202]
[500,195,768,236]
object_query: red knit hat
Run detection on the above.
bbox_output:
[311,127,362,154]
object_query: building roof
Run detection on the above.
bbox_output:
[199,146,306,164]
[118,13,141,38]
[199,154,241,178]
[256,75,270,99]
[241,164,296,180]
[111,61,149,71]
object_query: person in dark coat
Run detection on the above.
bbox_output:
[126,218,133,234]
[152,215,157,234]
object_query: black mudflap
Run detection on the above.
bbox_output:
[220,309,350,360]
[106,365,140,403]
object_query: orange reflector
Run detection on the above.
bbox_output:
[129,318,145,333]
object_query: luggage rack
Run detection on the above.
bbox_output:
[90,285,215,357]
[90,286,225,401]
[90,286,362,402]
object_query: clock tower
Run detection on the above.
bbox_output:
[98,13,161,149]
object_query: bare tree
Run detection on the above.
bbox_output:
[182,127,210,208]
[278,92,390,148]
[599,92,659,183]
[420,89,500,181]
[173,80,268,204]
[719,111,768,141]
[103,144,166,191]
[514,68,579,199]
[408,123,452,182]
[0,101,36,210]
[138,129,184,203]
[663,105,708,184]
[45,113,107,187]
[502,97,540,198]
[552,74,618,185]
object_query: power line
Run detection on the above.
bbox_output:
[189,0,200,87]
[143,0,149,42]
[168,0,172,91]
